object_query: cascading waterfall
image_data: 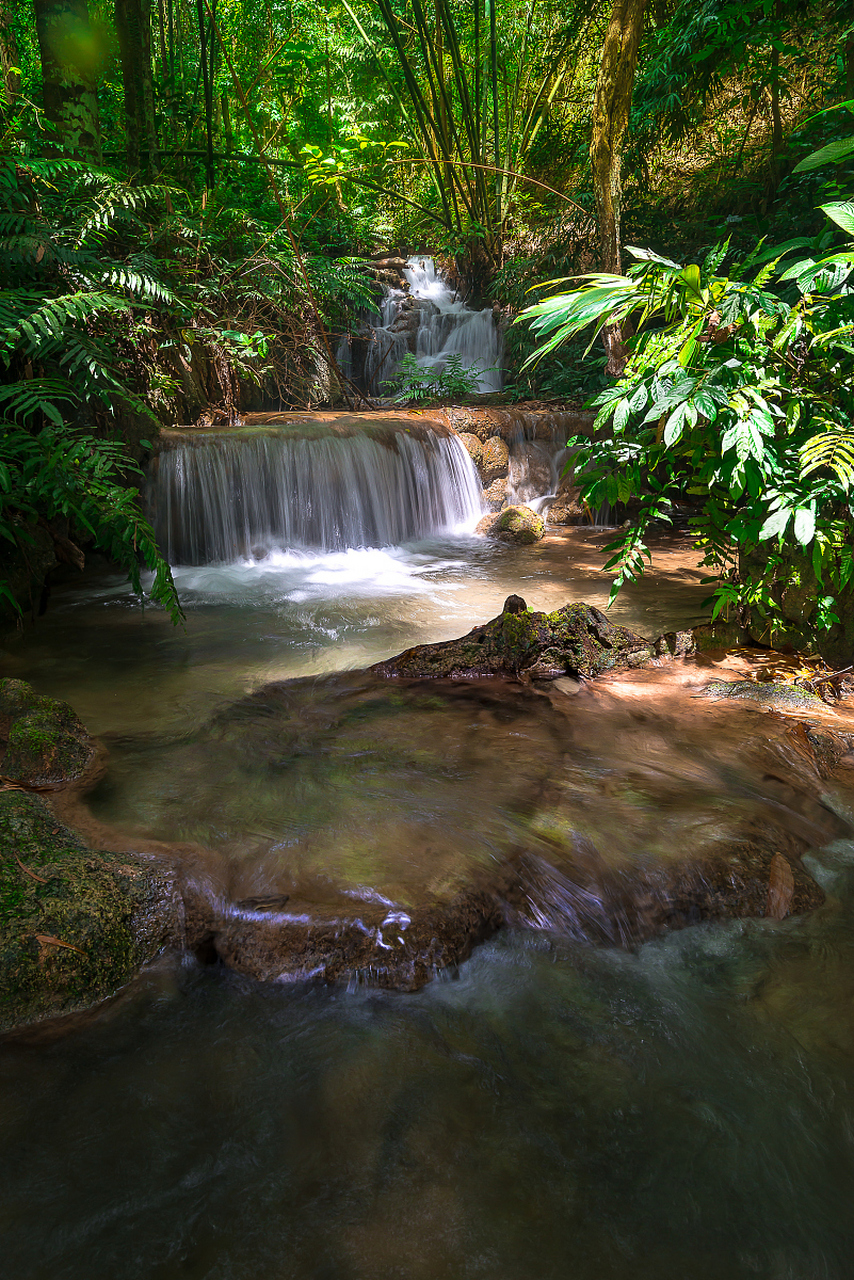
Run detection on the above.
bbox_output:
[148,427,484,565]
[365,256,503,395]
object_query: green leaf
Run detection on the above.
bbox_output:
[819,201,854,236]
[792,137,854,173]
[793,507,816,547]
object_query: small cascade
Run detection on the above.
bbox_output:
[148,425,484,565]
[365,256,503,395]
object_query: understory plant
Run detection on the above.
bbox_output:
[383,352,492,403]
[519,186,854,652]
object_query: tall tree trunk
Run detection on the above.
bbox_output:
[34,0,102,159]
[0,0,20,120]
[114,0,158,174]
[590,0,647,372]
[194,0,214,185]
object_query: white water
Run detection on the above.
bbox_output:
[148,428,484,565]
[365,256,503,395]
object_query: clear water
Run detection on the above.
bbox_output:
[4,529,854,1279]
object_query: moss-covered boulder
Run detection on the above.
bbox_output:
[476,505,545,544]
[0,791,181,1032]
[0,678,96,786]
[371,597,675,680]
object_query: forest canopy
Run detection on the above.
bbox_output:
[2,1,854,653]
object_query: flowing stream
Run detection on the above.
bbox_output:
[3,416,854,1279]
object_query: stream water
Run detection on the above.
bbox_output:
[3,422,854,1278]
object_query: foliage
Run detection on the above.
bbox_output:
[0,156,183,620]
[519,193,854,643]
[0,423,183,624]
[382,353,490,403]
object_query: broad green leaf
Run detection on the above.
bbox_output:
[819,201,854,235]
[792,136,854,172]
[793,506,816,547]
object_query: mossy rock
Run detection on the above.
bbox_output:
[0,791,181,1032]
[699,679,824,710]
[371,598,658,680]
[0,678,95,786]
[477,504,545,544]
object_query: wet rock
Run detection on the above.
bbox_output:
[0,791,181,1032]
[188,887,502,992]
[370,601,656,679]
[0,678,96,787]
[456,432,483,467]
[699,679,824,710]
[479,436,509,485]
[546,475,588,525]
[476,505,545,544]
[507,441,553,503]
[480,478,507,511]
[766,853,795,920]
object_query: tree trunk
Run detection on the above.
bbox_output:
[0,0,20,119]
[114,0,158,174]
[34,0,102,159]
[590,0,647,373]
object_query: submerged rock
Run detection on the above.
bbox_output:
[0,791,181,1032]
[699,679,824,710]
[370,598,660,679]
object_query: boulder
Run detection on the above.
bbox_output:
[477,505,545,544]
[370,597,665,680]
[457,432,484,467]
[0,680,181,1031]
[480,478,508,512]
[0,791,181,1032]
[0,678,96,787]
[479,435,510,485]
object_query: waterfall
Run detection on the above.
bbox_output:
[365,256,503,395]
[148,426,484,565]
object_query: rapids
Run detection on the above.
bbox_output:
[3,422,854,1278]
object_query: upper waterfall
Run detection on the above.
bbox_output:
[147,420,484,566]
[364,256,503,396]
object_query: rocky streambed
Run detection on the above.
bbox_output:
[3,598,854,1032]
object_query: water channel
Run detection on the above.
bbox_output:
[4,411,854,1279]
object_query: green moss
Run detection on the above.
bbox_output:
[0,678,95,785]
[0,791,180,1031]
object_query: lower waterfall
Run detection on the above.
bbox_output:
[148,424,484,565]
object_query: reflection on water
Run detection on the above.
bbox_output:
[0,528,709,737]
[7,527,854,1278]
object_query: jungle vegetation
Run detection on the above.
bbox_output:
[1,0,853,648]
